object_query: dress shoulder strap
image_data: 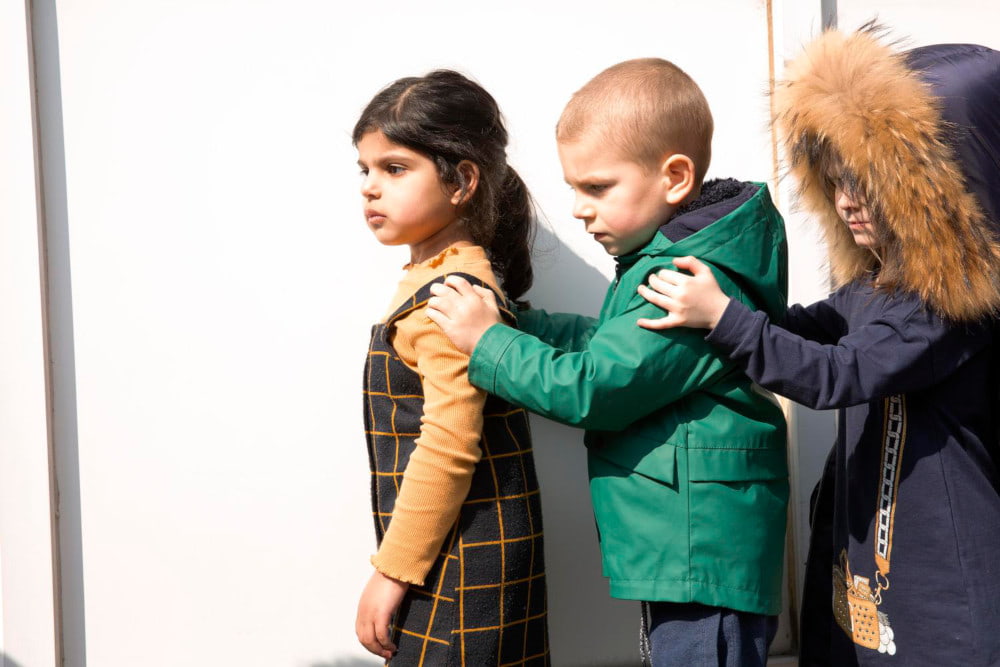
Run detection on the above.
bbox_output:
[384,272,517,333]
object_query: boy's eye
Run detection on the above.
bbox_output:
[584,184,610,195]
[359,167,369,177]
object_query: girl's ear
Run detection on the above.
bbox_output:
[451,160,480,206]
[660,154,696,206]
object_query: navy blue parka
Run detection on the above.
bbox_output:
[709,32,1000,666]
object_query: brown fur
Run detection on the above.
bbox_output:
[773,27,1000,321]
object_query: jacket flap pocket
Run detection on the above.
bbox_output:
[592,435,676,486]
[688,447,787,482]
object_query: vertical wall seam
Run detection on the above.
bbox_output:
[822,0,838,30]
[24,0,64,663]
[770,0,839,655]
[768,0,799,652]
[766,0,781,210]
[27,2,86,662]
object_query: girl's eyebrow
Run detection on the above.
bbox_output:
[360,152,416,167]
[380,151,416,162]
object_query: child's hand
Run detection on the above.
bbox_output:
[636,256,731,330]
[426,275,502,355]
[355,569,408,660]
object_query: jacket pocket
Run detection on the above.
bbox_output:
[687,446,787,482]
[589,433,677,486]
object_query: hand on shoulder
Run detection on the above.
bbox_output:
[636,256,731,330]
[426,274,503,355]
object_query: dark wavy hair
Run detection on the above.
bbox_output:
[353,70,535,304]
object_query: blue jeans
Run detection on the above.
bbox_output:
[645,602,778,667]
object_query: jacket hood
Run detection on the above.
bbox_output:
[773,27,1000,321]
[629,179,788,319]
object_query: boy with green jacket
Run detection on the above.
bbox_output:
[427,58,788,665]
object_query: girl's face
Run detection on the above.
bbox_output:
[357,130,467,263]
[834,185,879,249]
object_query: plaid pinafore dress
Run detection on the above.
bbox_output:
[363,273,550,666]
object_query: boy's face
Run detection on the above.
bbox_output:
[558,133,675,257]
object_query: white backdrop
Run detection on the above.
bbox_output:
[2,1,997,666]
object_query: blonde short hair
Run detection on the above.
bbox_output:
[557,58,713,183]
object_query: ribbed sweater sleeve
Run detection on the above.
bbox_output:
[369,246,494,585]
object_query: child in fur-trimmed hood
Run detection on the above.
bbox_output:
[636,26,1000,666]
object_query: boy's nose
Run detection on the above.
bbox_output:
[572,196,594,220]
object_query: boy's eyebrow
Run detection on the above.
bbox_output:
[567,173,611,186]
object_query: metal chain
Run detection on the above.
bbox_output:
[639,601,653,667]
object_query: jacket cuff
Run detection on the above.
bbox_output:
[705,298,753,351]
[468,323,522,393]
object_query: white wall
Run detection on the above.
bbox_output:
[4,2,779,665]
[4,1,998,666]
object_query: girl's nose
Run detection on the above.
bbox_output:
[835,186,857,211]
[360,172,378,199]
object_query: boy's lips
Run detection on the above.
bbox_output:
[365,209,386,225]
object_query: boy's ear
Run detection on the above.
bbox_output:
[660,154,696,206]
[451,160,480,206]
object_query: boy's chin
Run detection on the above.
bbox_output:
[599,236,653,257]
[596,241,624,256]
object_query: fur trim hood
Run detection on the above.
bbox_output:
[773,27,1000,321]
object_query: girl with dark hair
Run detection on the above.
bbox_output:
[353,70,549,665]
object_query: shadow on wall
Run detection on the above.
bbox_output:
[310,658,380,667]
[523,222,641,665]
[1,653,25,667]
[528,222,611,318]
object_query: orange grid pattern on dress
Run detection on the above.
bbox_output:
[363,273,549,666]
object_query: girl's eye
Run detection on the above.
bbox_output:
[387,165,406,175]
[822,174,839,195]
[359,168,369,177]
[585,184,609,195]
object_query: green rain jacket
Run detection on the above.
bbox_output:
[468,180,789,615]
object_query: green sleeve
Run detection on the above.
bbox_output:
[516,308,598,352]
[469,295,732,431]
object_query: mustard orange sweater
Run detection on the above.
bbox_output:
[370,244,501,585]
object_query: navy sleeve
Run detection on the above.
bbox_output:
[707,295,991,410]
[780,298,848,344]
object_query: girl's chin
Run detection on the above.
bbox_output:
[850,232,876,248]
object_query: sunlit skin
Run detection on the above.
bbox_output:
[354,130,480,661]
[357,130,474,264]
[557,134,679,257]
[634,182,885,331]
[426,133,697,351]
[834,185,878,249]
